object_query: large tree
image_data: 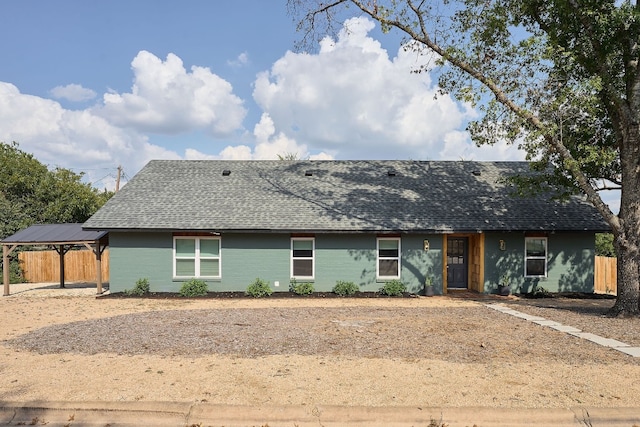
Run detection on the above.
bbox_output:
[289,0,640,316]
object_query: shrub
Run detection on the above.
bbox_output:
[379,279,406,296]
[290,278,314,295]
[246,278,273,298]
[125,278,150,296]
[332,280,359,296]
[179,279,208,297]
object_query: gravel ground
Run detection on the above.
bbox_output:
[1,286,640,408]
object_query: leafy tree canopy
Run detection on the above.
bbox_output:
[290,0,640,316]
[0,141,113,240]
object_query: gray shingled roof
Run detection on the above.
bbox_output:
[82,160,609,233]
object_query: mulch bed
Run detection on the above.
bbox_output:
[99,291,420,299]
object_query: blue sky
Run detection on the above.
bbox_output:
[1,1,528,190]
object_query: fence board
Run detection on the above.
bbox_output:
[18,249,109,283]
[594,256,617,295]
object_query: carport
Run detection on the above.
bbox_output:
[1,223,108,296]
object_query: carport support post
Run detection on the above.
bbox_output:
[3,244,18,296]
[83,240,106,295]
[58,244,65,288]
[96,241,102,294]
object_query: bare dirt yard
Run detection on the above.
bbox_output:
[1,283,640,409]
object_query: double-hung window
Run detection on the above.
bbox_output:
[377,237,400,279]
[524,237,547,277]
[174,237,221,278]
[291,238,314,279]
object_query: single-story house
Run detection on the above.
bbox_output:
[82,160,610,295]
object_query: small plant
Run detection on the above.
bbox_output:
[125,278,150,296]
[332,280,359,296]
[179,279,208,297]
[424,276,435,296]
[379,279,406,296]
[246,278,273,298]
[532,285,552,298]
[498,274,511,296]
[290,278,314,295]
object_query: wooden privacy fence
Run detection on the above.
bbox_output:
[18,249,109,283]
[594,256,617,295]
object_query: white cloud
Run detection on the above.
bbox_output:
[252,16,476,160]
[0,82,180,190]
[187,113,334,160]
[438,131,526,161]
[227,52,249,67]
[50,83,97,102]
[93,51,247,137]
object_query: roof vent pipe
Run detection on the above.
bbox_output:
[222,169,231,176]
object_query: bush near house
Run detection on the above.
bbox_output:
[332,280,359,296]
[379,280,406,296]
[290,278,314,295]
[124,278,150,296]
[179,279,208,297]
[246,278,273,298]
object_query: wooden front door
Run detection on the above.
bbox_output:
[447,237,468,289]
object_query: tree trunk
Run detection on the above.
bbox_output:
[608,125,640,317]
[609,236,640,316]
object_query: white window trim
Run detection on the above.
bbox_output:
[524,237,547,278]
[173,236,221,279]
[377,237,401,280]
[291,237,315,280]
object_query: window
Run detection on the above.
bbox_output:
[377,237,400,279]
[291,238,314,279]
[525,237,547,277]
[174,237,221,278]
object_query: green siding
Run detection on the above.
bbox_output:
[109,231,595,295]
[108,232,444,294]
[109,232,173,293]
[483,232,596,294]
[220,234,290,291]
[401,235,443,294]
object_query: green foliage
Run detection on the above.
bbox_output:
[0,141,114,240]
[289,278,314,295]
[125,278,150,296]
[246,278,273,298]
[179,279,208,297]
[379,279,406,296]
[531,285,552,298]
[596,233,616,257]
[332,280,359,296]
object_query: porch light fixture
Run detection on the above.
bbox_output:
[423,239,430,251]
[499,240,506,251]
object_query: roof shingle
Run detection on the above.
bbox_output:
[82,160,610,233]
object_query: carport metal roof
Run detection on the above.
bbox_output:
[2,224,108,296]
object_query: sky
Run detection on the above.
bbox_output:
[0,0,540,191]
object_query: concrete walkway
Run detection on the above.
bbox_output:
[0,401,639,426]
[487,303,640,357]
